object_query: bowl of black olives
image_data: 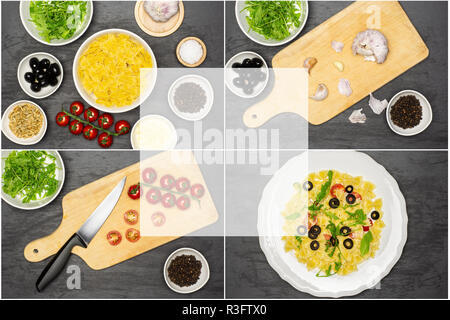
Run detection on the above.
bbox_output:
[17,52,63,99]
[225,51,268,98]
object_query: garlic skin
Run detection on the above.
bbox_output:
[352,29,389,64]
[331,40,344,53]
[144,1,179,22]
[368,93,388,114]
[349,108,367,123]
[309,83,328,101]
[303,57,317,74]
[338,78,352,97]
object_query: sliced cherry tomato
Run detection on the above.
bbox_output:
[124,209,139,225]
[84,107,99,122]
[363,225,370,232]
[56,112,70,126]
[146,188,161,204]
[352,192,362,200]
[127,183,140,200]
[98,113,114,129]
[161,193,176,208]
[160,174,175,189]
[69,120,83,135]
[106,230,122,246]
[151,212,166,227]
[142,167,157,184]
[176,195,191,210]
[70,101,84,116]
[82,125,98,140]
[98,132,113,148]
[190,184,205,198]
[175,177,191,193]
[330,183,345,198]
[115,120,131,135]
[125,228,140,242]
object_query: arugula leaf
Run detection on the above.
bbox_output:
[295,236,302,247]
[324,211,339,221]
[285,212,301,220]
[345,209,366,226]
[360,231,374,256]
[309,170,333,211]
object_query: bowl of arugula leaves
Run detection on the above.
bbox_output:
[235,0,308,46]
[20,1,93,46]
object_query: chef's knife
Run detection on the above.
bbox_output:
[36,177,127,292]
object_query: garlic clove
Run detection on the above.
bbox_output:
[303,57,317,74]
[338,78,352,97]
[309,83,328,101]
[333,61,344,72]
[331,40,344,53]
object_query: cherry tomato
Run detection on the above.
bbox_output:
[98,113,114,129]
[69,120,83,135]
[146,188,161,204]
[330,184,345,198]
[190,184,205,198]
[115,120,131,135]
[70,101,84,116]
[353,192,362,200]
[82,125,98,140]
[84,107,99,123]
[160,174,175,189]
[161,193,176,208]
[124,209,139,225]
[175,177,191,193]
[106,230,122,246]
[125,228,140,242]
[142,167,157,184]
[98,132,113,148]
[55,112,69,126]
[176,195,191,210]
[151,212,166,227]
[127,183,140,200]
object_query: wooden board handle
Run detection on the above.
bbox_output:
[24,228,70,263]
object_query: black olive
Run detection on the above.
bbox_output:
[48,75,58,86]
[39,77,49,88]
[343,238,354,249]
[252,57,263,68]
[233,77,243,88]
[232,62,242,69]
[330,237,339,247]
[36,72,47,82]
[303,181,313,191]
[297,225,307,236]
[310,225,321,235]
[310,240,320,251]
[243,85,254,95]
[24,72,35,83]
[308,230,318,240]
[329,198,340,208]
[370,211,380,220]
[258,71,267,81]
[242,58,252,67]
[345,185,354,193]
[30,82,41,92]
[49,63,61,77]
[340,226,351,236]
[29,57,39,71]
[346,193,356,204]
[39,58,50,70]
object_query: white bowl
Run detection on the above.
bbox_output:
[225,51,269,98]
[130,114,177,150]
[1,100,47,145]
[235,0,308,46]
[20,1,93,46]
[73,28,158,113]
[1,150,65,210]
[163,247,210,294]
[386,90,432,136]
[17,52,64,99]
[168,75,214,121]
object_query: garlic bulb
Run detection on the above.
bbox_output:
[144,1,179,22]
[309,83,328,101]
[349,108,367,123]
[303,57,317,74]
[338,78,352,97]
[352,29,389,64]
[368,93,388,114]
[331,40,344,53]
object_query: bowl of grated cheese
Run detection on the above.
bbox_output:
[131,115,177,150]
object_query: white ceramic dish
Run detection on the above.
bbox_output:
[73,28,157,113]
[17,52,63,99]
[163,247,210,294]
[235,0,308,46]
[168,75,214,121]
[1,100,47,145]
[130,114,177,150]
[258,150,408,298]
[1,150,65,210]
[20,1,93,46]
[225,51,269,99]
[386,90,432,136]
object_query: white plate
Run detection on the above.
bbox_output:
[20,1,93,46]
[258,151,408,298]
[130,114,177,150]
[163,247,210,294]
[235,0,308,46]
[17,52,64,99]
[225,51,269,98]
[1,150,65,210]
[168,75,214,121]
[73,28,157,113]
[386,90,432,136]
[1,100,47,145]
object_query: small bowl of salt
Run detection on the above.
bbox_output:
[176,36,207,67]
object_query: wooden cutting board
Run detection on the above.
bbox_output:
[24,150,219,270]
[243,1,429,127]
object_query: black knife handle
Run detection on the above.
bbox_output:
[36,233,87,292]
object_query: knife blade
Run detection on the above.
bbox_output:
[36,177,127,292]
